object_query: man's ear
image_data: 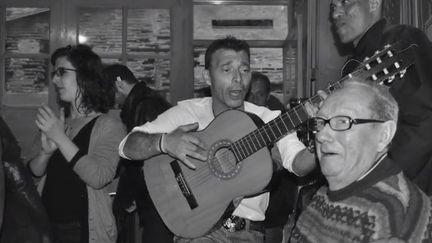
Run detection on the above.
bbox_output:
[369,0,382,13]
[377,120,396,152]
[202,69,212,86]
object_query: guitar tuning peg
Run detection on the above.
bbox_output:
[364,57,370,61]
[365,63,371,70]
[399,69,407,78]
[375,50,380,55]
[387,50,393,57]
[383,78,394,86]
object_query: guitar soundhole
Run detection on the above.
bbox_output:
[208,139,241,179]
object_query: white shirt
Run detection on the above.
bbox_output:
[118,97,305,221]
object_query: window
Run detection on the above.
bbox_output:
[2,7,50,106]
[78,8,171,98]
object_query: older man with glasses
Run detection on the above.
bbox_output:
[290,78,432,243]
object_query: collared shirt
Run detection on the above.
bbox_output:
[119,97,305,221]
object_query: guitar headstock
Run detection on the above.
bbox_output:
[347,42,417,86]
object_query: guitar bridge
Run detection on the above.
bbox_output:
[170,160,199,210]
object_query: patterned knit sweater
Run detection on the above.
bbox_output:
[291,157,432,243]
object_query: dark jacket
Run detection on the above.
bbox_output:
[0,116,51,243]
[342,19,432,195]
[114,84,173,243]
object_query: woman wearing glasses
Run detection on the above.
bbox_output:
[29,45,126,243]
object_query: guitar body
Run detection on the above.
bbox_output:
[144,109,273,238]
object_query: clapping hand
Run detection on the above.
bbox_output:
[40,132,57,155]
[35,106,66,147]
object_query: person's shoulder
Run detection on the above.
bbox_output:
[387,24,423,34]
[244,101,270,112]
[97,112,125,128]
[244,101,280,122]
[178,97,212,110]
[267,95,286,112]
[385,24,430,46]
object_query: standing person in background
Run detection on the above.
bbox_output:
[104,64,149,110]
[330,0,432,194]
[104,64,173,243]
[28,45,126,243]
[118,36,316,242]
[246,71,295,243]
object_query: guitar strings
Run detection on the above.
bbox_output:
[184,69,366,183]
[194,64,364,172]
[186,44,408,186]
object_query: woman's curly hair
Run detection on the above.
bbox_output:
[51,44,115,114]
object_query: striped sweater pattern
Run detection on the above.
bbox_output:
[291,172,432,243]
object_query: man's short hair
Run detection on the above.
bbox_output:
[251,71,271,94]
[204,36,250,70]
[345,78,398,122]
[104,63,138,85]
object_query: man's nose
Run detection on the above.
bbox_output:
[332,5,344,20]
[233,69,243,83]
[52,75,60,84]
[315,124,333,144]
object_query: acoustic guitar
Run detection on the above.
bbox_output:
[143,43,417,238]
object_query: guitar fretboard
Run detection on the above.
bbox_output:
[229,42,414,162]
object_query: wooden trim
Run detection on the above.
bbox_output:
[170,0,194,103]
[194,39,286,48]
[194,0,287,5]
[63,0,175,8]
[0,7,5,105]
[0,1,50,7]
[296,13,303,98]
[121,7,127,63]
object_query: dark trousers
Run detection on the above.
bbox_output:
[51,221,88,243]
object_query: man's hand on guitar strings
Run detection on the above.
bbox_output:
[304,90,328,117]
[162,122,207,170]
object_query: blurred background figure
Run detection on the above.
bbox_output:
[0,115,51,243]
[0,139,3,232]
[247,71,285,111]
[104,64,173,243]
[104,64,144,109]
[28,45,125,243]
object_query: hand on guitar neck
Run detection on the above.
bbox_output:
[161,122,207,169]
[303,90,329,117]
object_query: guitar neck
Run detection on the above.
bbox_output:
[229,42,416,162]
[229,60,397,161]
[229,84,335,162]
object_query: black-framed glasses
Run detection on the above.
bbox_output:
[313,116,385,132]
[51,67,77,78]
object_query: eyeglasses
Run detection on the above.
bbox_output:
[313,116,385,132]
[51,67,77,78]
